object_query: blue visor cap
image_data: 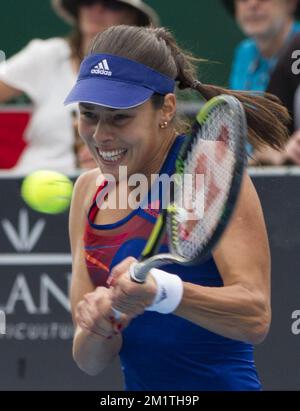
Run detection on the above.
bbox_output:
[64,54,176,109]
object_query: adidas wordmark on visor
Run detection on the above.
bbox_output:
[64,54,175,109]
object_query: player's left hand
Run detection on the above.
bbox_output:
[107,257,157,318]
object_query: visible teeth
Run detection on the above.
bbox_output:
[102,154,122,162]
[98,148,127,162]
[99,149,126,157]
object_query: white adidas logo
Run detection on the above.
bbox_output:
[91,59,112,76]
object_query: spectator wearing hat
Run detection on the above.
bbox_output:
[0,0,159,173]
[222,0,300,92]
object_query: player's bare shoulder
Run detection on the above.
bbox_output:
[71,168,103,217]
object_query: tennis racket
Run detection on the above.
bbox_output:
[113,94,247,317]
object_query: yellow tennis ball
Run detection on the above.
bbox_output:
[21,170,73,214]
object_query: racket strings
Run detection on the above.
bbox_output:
[171,105,241,260]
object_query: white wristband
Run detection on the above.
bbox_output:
[146,268,183,314]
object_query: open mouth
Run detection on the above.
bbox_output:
[97,148,128,163]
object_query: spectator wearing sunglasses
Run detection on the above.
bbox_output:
[0,0,159,173]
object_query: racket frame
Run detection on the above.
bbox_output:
[131,95,247,283]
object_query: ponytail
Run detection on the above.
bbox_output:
[89,25,290,149]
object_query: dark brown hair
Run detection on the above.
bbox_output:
[68,26,84,64]
[88,25,290,150]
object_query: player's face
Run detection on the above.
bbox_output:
[78,0,139,38]
[78,99,173,180]
[235,0,295,39]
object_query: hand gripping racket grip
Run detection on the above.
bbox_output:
[112,263,147,320]
[112,254,185,320]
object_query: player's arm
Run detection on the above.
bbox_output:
[0,81,23,103]
[174,172,271,344]
[70,170,122,376]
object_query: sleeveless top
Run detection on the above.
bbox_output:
[84,135,262,391]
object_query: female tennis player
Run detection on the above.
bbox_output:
[66,25,289,390]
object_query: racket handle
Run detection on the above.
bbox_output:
[112,307,122,320]
[130,255,183,283]
[112,262,161,319]
[129,262,148,283]
[129,257,179,283]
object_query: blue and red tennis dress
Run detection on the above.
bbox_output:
[83,135,262,391]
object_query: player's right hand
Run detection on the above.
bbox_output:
[75,287,128,339]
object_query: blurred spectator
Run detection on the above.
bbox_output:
[222,0,300,92]
[247,130,300,165]
[252,31,300,165]
[267,31,300,132]
[222,0,300,163]
[0,0,159,173]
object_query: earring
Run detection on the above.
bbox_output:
[159,121,168,129]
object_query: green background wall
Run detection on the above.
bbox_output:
[0,0,244,87]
